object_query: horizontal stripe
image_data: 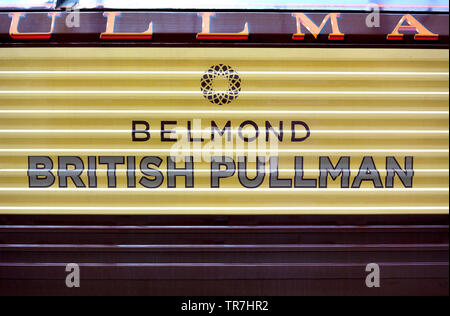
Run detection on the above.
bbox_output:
[0,208,446,215]
[0,3,448,10]
[1,71,448,76]
[0,188,447,192]
[0,225,446,231]
[1,91,448,95]
[1,243,446,249]
[1,169,447,173]
[0,206,447,211]
[0,130,447,134]
[0,110,447,115]
[0,206,447,210]
[0,149,447,153]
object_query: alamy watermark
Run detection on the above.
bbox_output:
[366,3,381,28]
[365,263,381,288]
[65,263,80,288]
[65,7,80,29]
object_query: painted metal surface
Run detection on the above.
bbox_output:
[0,11,448,47]
[0,47,448,215]
[0,214,448,296]
[0,0,449,12]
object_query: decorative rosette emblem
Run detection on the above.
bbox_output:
[200,64,242,105]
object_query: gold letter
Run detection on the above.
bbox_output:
[9,12,61,39]
[101,12,153,40]
[388,14,438,41]
[292,13,344,41]
[197,12,249,40]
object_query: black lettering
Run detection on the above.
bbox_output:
[291,121,311,142]
[211,121,232,141]
[28,156,55,188]
[132,120,150,142]
[161,121,177,142]
[238,120,259,143]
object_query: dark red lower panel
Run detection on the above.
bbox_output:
[0,215,448,296]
